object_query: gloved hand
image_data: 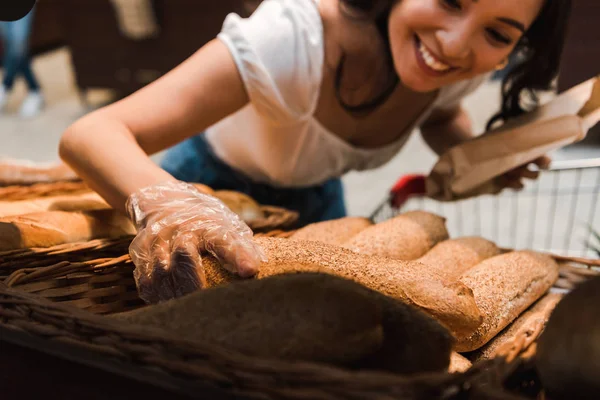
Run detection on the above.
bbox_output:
[126,180,266,304]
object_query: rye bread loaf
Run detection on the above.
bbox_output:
[289,217,373,246]
[468,293,563,362]
[199,237,482,338]
[115,272,454,374]
[455,251,559,352]
[342,211,449,260]
[416,237,501,281]
[449,352,472,373]
[0,209,136,250]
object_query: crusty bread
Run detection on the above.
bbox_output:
[449,352,472,373]
[469,293,563,362]
[416,237,501,281]
[455,251,559,352]
[0,192,109,217]
[201,237,483,338]
[289,217,372,246]
[342,211,449,260]
[116,272,454,374]
[191,183,214,195]
[212,190,264,223]
[0,209,136,251]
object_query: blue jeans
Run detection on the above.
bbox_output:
[160,134,347,227]
[0,8,39,91]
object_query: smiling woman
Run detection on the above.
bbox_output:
[339,0,572,128]
[59,0,573,302]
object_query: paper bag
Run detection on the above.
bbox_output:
[427,75,600,201]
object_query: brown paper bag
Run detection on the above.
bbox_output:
[426,75,600,201]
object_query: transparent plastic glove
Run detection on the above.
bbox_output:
[126,180,266,304]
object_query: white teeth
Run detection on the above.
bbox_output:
[418,42,451,72]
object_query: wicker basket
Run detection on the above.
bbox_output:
[0,277,547,400]
[0,184,598,398]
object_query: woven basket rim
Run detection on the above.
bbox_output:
[0,283,525,399]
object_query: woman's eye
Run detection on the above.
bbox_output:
[486,29,512,45]
[442,0,462,10]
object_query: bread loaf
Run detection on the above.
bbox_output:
[0,210,136,251]
[342,211,449,260]
[201,237,482,338]
[116,272,454,374]
[191,183,214,195]
[289,217,372,246]
[449,352,472,373]
[0,192,109,217]
[416,237,501,281]
[469,293,563,362]
[212,190,264,223]
[455,251,559,352]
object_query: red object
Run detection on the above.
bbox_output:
[389,174,427,209]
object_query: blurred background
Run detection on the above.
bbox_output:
[0,0,598,218]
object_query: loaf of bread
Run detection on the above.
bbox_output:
[416,237,501,281]
[0,192,109,217]
[469,293,563,362]
[116,272,454,374]
[212,190,264,223]
[342,211,449,260]
[201,237,483,338]
[455,251,559,352]
[191,183,214,195]
[0,209,136,251]
[449,352,472,373]
[289,217,372,246]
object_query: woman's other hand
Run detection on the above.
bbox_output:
[496,155,551,190]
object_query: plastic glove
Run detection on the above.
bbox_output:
[126,180,266,304]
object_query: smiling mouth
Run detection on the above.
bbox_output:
[414,35,458,76]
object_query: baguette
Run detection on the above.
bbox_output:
[289,217,372,246]
[469,293,563,362]
[342,211,449,260]
[0,192,109,217]
[449,352,472,373]
[455,251,559,352]
[212,190,264,223]
[416,237,501,281]
[201,237,483,338]
[0,210,136,251]
[116,272,454,374]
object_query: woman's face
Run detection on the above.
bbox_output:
[388,0,544,92]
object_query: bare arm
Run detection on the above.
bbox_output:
[420,106,476,156]
[59,39,249,214]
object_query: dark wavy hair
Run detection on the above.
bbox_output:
[337,0,572,130]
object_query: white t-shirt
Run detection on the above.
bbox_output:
[205,0,488,187]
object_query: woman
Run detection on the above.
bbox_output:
[0,5,44,118]
[59,0,571,303]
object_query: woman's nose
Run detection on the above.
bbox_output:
[436,25,473,61]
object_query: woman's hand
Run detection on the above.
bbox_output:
[126,180,266,304]
[495,156,551,190]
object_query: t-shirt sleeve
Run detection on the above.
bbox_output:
[217,0,324,124]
